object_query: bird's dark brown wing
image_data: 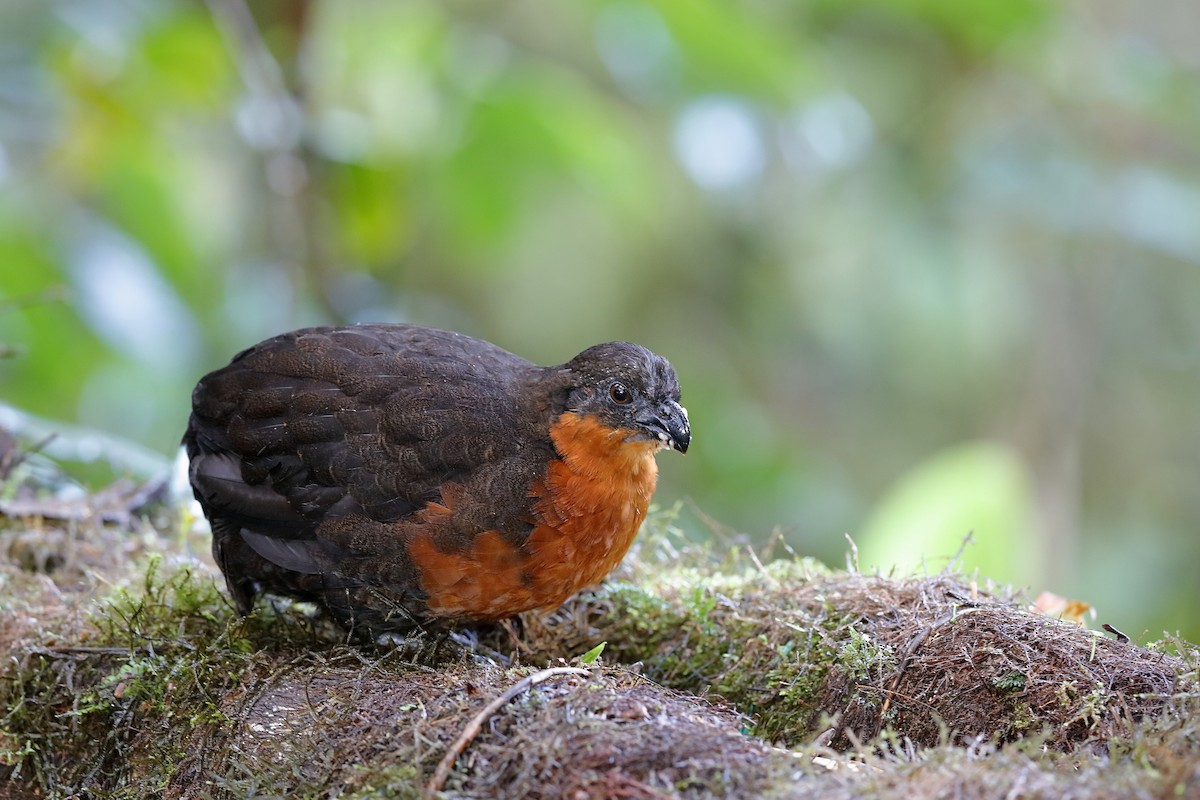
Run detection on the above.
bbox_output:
[184,324,558,581]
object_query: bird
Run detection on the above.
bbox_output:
[183,323,690,636]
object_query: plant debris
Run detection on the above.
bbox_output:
[1,492,1197,799]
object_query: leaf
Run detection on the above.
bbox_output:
[856,440,1037,583]
[578,641,607,665]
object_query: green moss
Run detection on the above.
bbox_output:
[756,637,834,743]
[762,556,834,582]
[0,556,257,795]
[595,560,850,745]
[1068,682,1111,731]
[599,505,847,743]
[93,554,239,644]
[8,506,1194,797]
[836,627,897,683]
[1005,702,1036,736]
[992,670,1028,693]
[342,764,423,799]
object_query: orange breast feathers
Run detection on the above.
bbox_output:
[407,412,660,620]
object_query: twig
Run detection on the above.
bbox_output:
[941,531,976,574]
[1102,623,1130,644]
[30,646,140,656]
[0,401,170,479]
[844,533,860,573]
[424,667,589,799]
[945,589,984,608]
[745,544,780,588]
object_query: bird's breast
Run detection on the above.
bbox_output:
[408,412,659,620]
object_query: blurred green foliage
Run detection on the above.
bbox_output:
[1,0,1198,639]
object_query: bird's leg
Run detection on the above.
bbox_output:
[447,626,513,667]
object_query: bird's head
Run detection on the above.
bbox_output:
[560,342,690,454]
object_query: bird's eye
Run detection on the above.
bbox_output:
[609,382,632,405]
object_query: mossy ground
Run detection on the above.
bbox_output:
[2,499,1198,799]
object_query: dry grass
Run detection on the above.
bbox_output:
[1,493,1198,799]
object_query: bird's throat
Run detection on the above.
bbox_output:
[525,412,659,595]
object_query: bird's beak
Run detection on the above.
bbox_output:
[639,399,690,454]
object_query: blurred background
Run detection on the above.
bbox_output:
[1,0,1197,639]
